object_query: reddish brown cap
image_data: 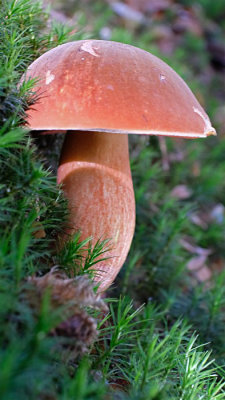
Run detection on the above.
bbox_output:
[26,40,216,138]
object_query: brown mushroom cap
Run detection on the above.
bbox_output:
[26,40,215,138]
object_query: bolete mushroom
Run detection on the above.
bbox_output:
[25,40,216,291]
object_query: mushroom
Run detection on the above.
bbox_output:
[25,40,216,291]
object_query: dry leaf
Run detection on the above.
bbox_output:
[151,25,175,55]
[126,0,172,14]
[110,377,130,393]
[169,149,185,163]
[189,212,208,229]
[187,255,207,271]
[99,26,112,40]
[210,204,224,224]
[180,236,212,256]
[195,266,212,282]
[170,185,193,200]
[32,221,46,239]
[110,2,145,23]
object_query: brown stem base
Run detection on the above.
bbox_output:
[57,131,135,291]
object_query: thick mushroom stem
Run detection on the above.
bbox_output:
[57,131,135,291]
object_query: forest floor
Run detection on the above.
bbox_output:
[0,1,225,399]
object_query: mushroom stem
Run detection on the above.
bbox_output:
[57,131,135,291]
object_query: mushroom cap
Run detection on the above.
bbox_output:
[26,40,216,138]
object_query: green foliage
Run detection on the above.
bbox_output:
[168,270,225,363]
[1,0,225,399]
[91,299,225,400]
[118,143,189,300]
[57,232,112,279]
[94,298,145,379]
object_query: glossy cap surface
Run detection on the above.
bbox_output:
[26,40,216,138]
